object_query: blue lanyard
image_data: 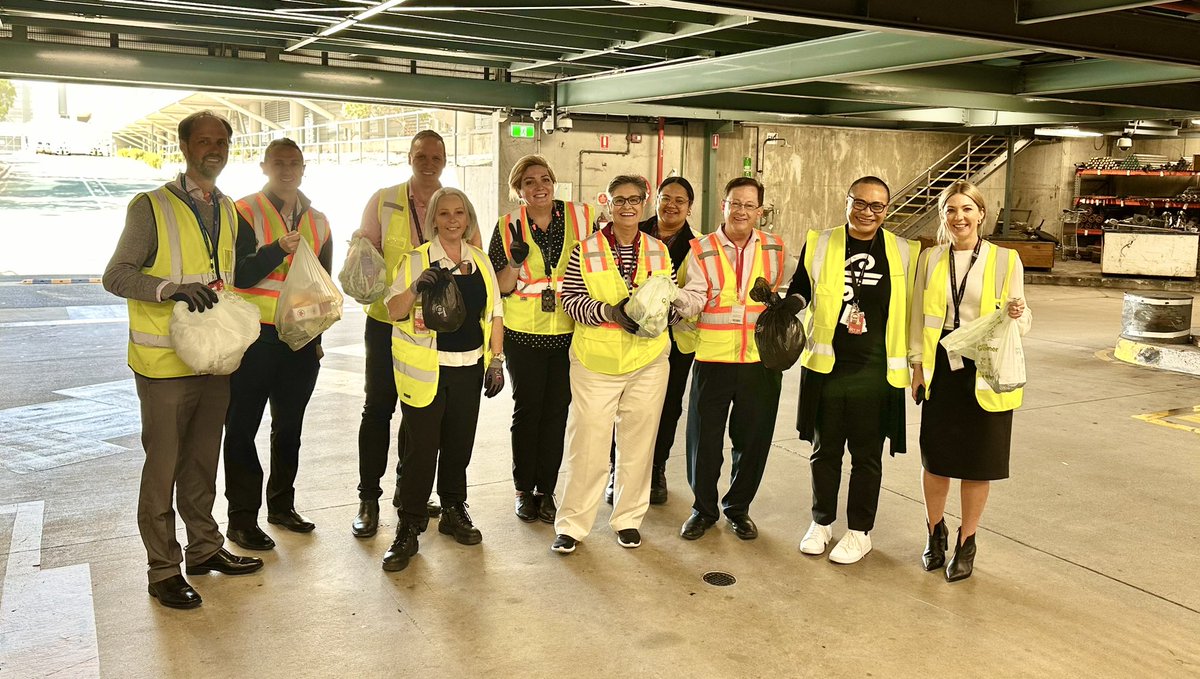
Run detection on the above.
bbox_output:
[180,174,222,279]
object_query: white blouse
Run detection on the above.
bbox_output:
[908,240,1032,365]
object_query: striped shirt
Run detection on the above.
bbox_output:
[560,243,680,327]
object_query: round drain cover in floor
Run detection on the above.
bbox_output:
[702,571,736,587]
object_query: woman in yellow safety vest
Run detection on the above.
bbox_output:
[488,155,594,525]
[379,187,505,573]
[909,180,1030,583]
[550,175,675,555]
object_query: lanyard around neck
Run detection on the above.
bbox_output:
[603,225,640,287]
[845,224,880,304]
[949,239,983,329]
[181,174,221,278]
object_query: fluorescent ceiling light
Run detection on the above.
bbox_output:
[287,1,408,52]
[319,19,356,37]
[1034,127,1102,138]
[358,0,408,21]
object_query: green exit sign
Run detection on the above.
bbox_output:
[510,123,536,139]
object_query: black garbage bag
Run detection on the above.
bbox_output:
[749,277,805,372]
[421,267,466,333]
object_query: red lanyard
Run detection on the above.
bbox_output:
[722,226,751,298]
[603,225,640,286]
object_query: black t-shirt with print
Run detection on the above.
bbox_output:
[832,230,890,368]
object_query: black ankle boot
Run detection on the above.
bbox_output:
[922,519,948,571]
[945,529,977,582]
[382,519,420,572]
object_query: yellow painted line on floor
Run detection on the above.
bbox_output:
[1133,405,1200,435]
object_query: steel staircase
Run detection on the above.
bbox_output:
[887,135,1035,239]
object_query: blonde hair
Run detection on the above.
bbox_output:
[507,155,556,202]
[423,187,480,244]
[936,180,987,245]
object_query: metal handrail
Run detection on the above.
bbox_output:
[887,135,1008,232]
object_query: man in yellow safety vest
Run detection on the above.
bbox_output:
[103,110,263,610]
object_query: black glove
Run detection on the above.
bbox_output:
[606,298,640,335]
[483,357,505,398]
[508,221,529,267]
[412,267,442,294]
[169,282,218,313]
[780,293,806,316]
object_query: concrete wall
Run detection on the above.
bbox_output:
[492,119,970,249]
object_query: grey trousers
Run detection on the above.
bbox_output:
[134,373,229,584]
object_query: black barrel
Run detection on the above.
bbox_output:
[1121,292,1194,344]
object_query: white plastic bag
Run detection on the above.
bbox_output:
[169,290,260,375]
[939,310,1026,393]
[276,244,344,351]
[625,275,677,339]
[338,236,388,304]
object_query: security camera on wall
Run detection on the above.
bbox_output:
[1117,135,1133,150]
[542,117,556,134]
[557,116,573,132]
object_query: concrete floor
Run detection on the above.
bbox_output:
[1,283,1199,678]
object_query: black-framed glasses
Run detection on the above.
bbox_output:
[848,196,888,214]
[611,195,645,207]
[724,200,761,212]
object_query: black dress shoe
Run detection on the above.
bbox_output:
[726,514,758,540]
[946,530,977,582]
[515,491,538,523]
[923,519,949,571]
[680,513,715,540]
[382,520,420,572]
[148,575,202,609]
[227,526,275,551]
[352,501,379,538]
[536,494,556,524]
[438,503,483,545]
[267,509,316,533]
[649,465,668,505]
[604,470,615,505]
[186,548,264,576]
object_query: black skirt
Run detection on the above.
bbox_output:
[919,333,1012,481]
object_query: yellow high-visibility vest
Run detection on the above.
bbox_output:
[231,192,331,325]
[391,242,498,407]
[918,241,1022,411]
[366,183,416,324]
[674,230,786,363]
[572,230,672,375]
[799,225,919,388]
[127,186,237,378]
[498,201,594,335]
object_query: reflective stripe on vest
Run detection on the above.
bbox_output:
[681,230,786,364]
[390,242,497,407]
[799,225,918,387]
[919,241,1022,411]
[367,182,414,324]
[231,192,331,325]
[499,201,593,335]
[571,231,671,375]
[127,186,237,378]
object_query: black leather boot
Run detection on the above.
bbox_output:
[649,465,668,505]
[351,501,379,538]
[382,519,420,572]
[438,503,483,545]
[945,529,977,582]
[922,519,948,571]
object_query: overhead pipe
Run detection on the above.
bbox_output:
[656,116,665,190]
[578,118,633,215]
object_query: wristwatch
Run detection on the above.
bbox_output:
[493,352,506,362]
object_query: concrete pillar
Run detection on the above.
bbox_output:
[247,101,263,135]
[289,101,304,133]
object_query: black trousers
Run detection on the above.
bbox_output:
[810,363,888,532]
[358,316,406,503]
[505,337,571,495]
[609,338,693,469]
[224,336,320,530]
[685,360,781,522]
[397,362,484,525]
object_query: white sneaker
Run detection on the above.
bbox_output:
[829,529,872,564]
[799,522,833,555]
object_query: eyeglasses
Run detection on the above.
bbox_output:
[610,196,645,207]
[724,200,761,212]
[658,196,691,207]
[848,196,888,214]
